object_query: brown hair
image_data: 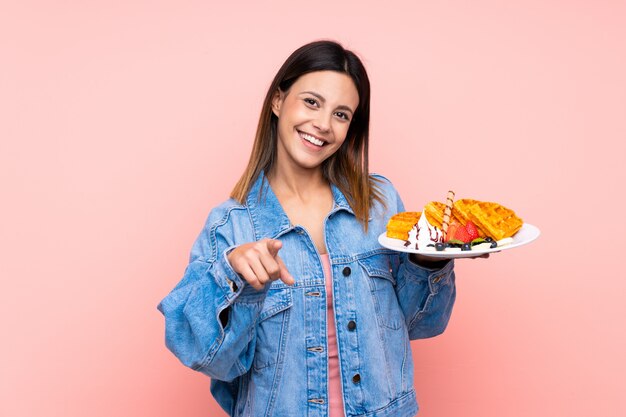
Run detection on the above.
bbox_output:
[230,40,385,231]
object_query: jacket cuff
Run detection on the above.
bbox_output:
[213,245,270,303]
[404,256,455,294]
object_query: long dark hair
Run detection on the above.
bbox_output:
[231,40,384,230]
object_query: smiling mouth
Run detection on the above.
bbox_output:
[298,131,326,147]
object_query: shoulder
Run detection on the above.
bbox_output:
[370,172,395,191]
[370,172,401,201]
[190,198,253,262]
[369,172,404,216]
[202,197,257,241]
[205,198,248,228]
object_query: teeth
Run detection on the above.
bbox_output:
[299,132,324,147]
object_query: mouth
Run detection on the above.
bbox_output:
[298,130,327,147]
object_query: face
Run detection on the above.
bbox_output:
[271,70,360,172]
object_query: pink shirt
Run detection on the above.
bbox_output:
[320,253,345,417]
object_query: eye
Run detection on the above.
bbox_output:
[304,98,319,107]
[335,112,350,121]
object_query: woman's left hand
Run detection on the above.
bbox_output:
[410,253,490,268]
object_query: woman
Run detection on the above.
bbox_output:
[158,40,457,417]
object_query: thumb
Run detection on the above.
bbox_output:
[275,255,295,286]
[267,239,282,257]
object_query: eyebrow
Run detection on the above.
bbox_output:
[301,90,355,114]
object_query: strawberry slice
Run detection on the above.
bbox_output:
[445,221,460,242]
[453,226,472,243]
[465,221,480,241]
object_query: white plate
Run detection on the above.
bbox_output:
[378,223,541,258]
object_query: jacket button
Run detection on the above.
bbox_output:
[347,320,356,331]
[342,267,351,276]
[352,374,361,384]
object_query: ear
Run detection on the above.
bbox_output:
[271,90,283,117]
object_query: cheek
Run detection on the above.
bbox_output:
[278,107,307,132]
[276,117,295,140]
[334,122,351,142]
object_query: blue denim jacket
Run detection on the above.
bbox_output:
[157,173,456,417]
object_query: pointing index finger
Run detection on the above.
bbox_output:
[275,254,295,286]
[267,239,282,258]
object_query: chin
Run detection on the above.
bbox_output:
[291,154,326,170]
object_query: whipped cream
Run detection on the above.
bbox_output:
[404,210,443,250]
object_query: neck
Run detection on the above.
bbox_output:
[267,162,328,200]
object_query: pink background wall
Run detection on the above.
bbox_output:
[1,1,625,416]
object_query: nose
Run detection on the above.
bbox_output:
[313,110,332,133]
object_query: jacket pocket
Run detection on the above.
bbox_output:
[358,253,405,330]
[253,288,293,371]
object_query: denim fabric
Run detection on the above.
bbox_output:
[157,173,456,417]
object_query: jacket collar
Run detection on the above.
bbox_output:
[245,171,354,240]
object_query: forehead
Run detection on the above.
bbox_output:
[290,71,359,109]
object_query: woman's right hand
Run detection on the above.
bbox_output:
[227,238,295,290]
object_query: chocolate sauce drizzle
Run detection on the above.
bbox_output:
[404,223,443,250]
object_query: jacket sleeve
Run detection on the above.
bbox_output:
[394,253,456,339]
[383,180,457,340]
[157,205,268,381]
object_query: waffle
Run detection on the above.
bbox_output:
[452,199,489,237]
[424,200,467,229]
[386,212,421,240]
[454,199,523,240]
[423,201,446,229]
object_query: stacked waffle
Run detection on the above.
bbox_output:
[386,212,421,240]
[387,199,523,241]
